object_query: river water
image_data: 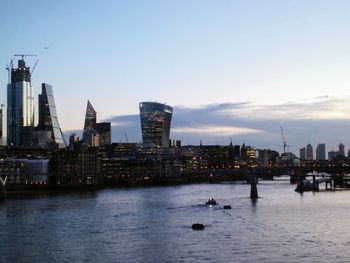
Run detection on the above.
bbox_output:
[1,178,350,262]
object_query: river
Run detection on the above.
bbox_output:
[1,177,350,262]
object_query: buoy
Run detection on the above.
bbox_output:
[192,223,205,230]
[223,205,231,209]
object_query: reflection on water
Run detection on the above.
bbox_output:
[1,179,350,262]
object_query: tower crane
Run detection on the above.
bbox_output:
[280,126,287,154]
[14,54,37,60]
[31,59,39,75]
[5,59,13,83]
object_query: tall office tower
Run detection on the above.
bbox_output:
[96,122,111,145]
[299,147,306,160]
[338,142,345,156]
[139,102,173,147]
[7,59,35,146]
[316,143,326,160]
[36,83,66,148]
[82,100,97,146]
[82,100,111,147]
[306,144,313,160]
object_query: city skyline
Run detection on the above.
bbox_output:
[2,1,350,152]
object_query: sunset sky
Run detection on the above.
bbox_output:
[1,0,350,153]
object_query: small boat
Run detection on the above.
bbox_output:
[206,198,217,206]
[223,205,231,209]
[192,223,205,230]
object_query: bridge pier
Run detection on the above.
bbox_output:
[0,176,7,200]
[250,172,258,199]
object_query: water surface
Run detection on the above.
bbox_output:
[1,178,350,262]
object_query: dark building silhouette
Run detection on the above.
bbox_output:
[306,144,313,160]
[300,147,306,160]
[96,122,111,145]
[139,102,173,147]
[316,143,326,160]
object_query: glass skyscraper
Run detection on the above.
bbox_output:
[37,83,66,148]
[7,59,35,146]
[82,100,111,146]
[139,102,173,147]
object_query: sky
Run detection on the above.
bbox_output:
[1,0,350,154]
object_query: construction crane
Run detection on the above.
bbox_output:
[14,54,37,60]
[125,131,129,142]
[31,59,39,75]
[280,126,287,154]
[5,59,13,83]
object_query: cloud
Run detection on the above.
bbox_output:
[172,125,263,136]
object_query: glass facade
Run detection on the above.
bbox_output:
[38,83,65,147]
[82,100,97,146]
[96,122,111,145]
[82,101,111,146]
[7,60,35,146]
[139,102,173,147]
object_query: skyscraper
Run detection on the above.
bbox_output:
[316,143,326,160]
[82,100,111,147]
[96,122,111,145]
[35,83,65,148]
[300,147,306,160]
[338,142,345,156]
[139,102,173,147]
[306,144,313,160]
[82,100,97,146]
[7,59,35,146]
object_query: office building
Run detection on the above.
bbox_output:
[96,122,111,145]
[316,143,326,160]
[300,147,306,160]
[139,102,173,147]
[306,144,313,160]
[338,142,345,157]
[7,59,35,146]
[34,83,65,148]
[82,100,111,147]
[328,151,336,161]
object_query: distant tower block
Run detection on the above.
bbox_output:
[139,102,173,147]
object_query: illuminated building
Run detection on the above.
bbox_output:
[7,59,35,146]
[139,102,173,147]
[34,83,66,148]
[82,100,111,147]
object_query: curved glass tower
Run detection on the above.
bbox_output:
[139,102,173,147]
[37,83,66,148]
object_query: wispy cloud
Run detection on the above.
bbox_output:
[172,125,263,136]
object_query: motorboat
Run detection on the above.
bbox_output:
[192,223,205,230]
[206,198,217,206]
